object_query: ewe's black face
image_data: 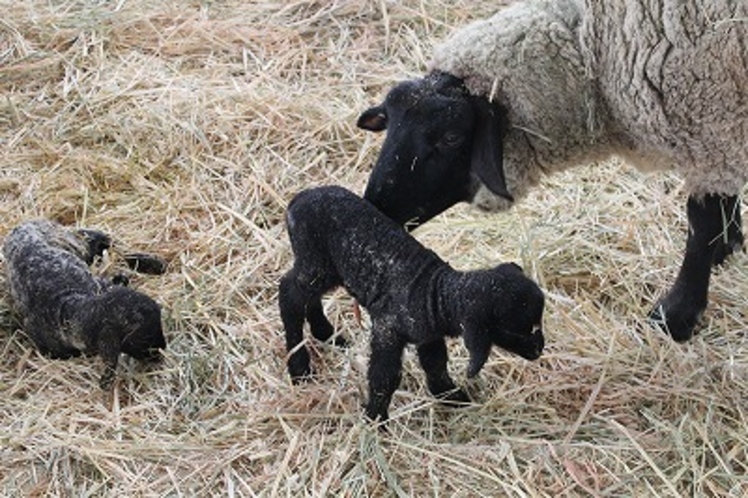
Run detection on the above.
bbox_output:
[358,72,513,230]
[461,263,545,377]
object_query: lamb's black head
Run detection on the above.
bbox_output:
[98,287,166,361]
[358,71,513,230]
[458,263,545,378]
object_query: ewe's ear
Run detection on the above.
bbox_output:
[470,99,513,201]
[357,105,388,132]
[463,328,492,378]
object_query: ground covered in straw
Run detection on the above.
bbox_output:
[0,1,746,496]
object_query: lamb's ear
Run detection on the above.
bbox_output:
[470,99,513,201]
[357,105,388,132]
[463,328,492,378]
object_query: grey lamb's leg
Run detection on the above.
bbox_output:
[306,300,348,347]
[77,229,112,265]
[365,323,406,422]
[650,194,741,342]
[97,327,121,390]
[279,271,313,381]
[416,339,470,405]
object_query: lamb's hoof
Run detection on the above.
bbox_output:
[649,298,704,343]
[436,388,471,407]
[123,253,168,275]
[111,273,130,286]
[99,370,116,391]
[363,408,389,428]
[327,335,349,348]
[287,349,312,382]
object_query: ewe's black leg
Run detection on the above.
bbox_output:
[711,196,744,266]
[650,194,740,342]
[416,339,470,405]
[365,324,406,422]
[279,272,312,381]
[307,300,348,347]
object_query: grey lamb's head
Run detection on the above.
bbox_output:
[457,262,544,378]
[92,286,166,361]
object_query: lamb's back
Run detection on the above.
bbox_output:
[3,220,103,317]
[287,186,444,308]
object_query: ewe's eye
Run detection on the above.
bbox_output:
[438,132,464,148]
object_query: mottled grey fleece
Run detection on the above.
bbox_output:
[431,0,748,209]
[3,219,165,389]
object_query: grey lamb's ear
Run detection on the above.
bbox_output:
[470,99,513,201]
[463,328,492,378]
[357,105,387,132]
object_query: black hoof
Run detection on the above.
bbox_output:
[327,335,349,348]
[287,348,312,381]
[436,388,471,407]
[124,253,168,275]
[649,299,703,343]
[712,237,744,267]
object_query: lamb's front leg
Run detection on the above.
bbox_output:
[416,339,470,405]
[97,329,121,390]
[365,323,406,422]
[650,194,742,342]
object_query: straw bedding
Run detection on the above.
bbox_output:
[0,1,746,496]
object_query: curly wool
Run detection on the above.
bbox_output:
[431,0,748,208]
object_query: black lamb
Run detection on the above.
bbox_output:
[279,186,545,422]
[2,219,166,389]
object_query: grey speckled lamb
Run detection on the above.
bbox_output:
[279,186,544,422]
[358,0,748,343]
[3,219,166,389]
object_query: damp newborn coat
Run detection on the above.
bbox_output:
[3,219,166,389]
[279,186,544,422]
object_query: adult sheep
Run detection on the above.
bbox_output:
[357,0,748,342]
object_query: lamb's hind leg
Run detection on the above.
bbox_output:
[650,194,741,342]
[417,339,470,405]
[279,271,313,381]
[307,300,348,347]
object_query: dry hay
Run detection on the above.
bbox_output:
[0,0,746,496]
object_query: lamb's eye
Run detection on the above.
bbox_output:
[439,132,464,148]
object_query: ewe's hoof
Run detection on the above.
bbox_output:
[649,299,704,343]
[712,235,745,267]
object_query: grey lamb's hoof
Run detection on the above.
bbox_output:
[649,297,704,343]
[123,253,168,275]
